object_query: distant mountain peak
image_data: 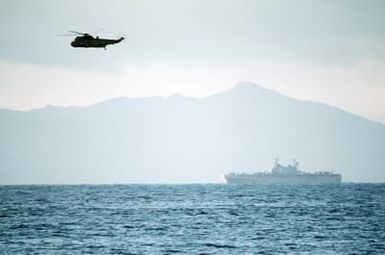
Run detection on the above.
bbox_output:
[233,81,278,94]
[234,81,263,89]
[207,81,285,102]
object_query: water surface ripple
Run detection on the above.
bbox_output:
[1,184,384,254]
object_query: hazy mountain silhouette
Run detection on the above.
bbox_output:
[1,82,384,184]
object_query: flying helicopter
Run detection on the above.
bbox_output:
[63,31,124,49]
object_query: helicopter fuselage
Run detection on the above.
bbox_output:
[71,35,124,49]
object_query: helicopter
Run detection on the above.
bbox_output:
[64,31,124,49]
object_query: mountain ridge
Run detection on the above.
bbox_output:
[1,82,383,129]
[1,82,384,184]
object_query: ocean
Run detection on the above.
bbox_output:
[1,184,384,254]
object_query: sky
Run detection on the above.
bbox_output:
[1,0,385,124]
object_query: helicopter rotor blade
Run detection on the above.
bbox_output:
[68,30,87,35]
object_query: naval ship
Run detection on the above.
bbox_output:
[223,159,341,184]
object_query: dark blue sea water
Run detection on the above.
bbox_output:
[1,184,384,254]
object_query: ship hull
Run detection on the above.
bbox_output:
[223,174,341,185]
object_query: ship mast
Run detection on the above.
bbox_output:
[293,159,299,170]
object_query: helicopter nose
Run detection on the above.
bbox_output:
[70,41,75,47]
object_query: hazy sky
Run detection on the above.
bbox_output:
[1,0,384,123]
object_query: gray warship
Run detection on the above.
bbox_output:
[223,159,341,184]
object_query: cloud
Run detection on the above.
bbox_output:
[0,58,384,124]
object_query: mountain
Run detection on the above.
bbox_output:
[1,82,384,184]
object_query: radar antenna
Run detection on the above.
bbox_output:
[293,159,299,169]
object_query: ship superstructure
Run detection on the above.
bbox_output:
[223,159,341,184]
